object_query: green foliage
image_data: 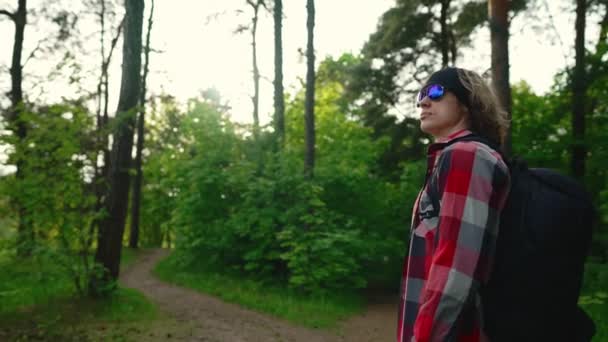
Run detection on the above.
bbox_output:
[511,81,571,170]
[580,262,608,341]
[1,102,100,295]
[145,60,418,293]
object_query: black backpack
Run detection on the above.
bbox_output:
[439,135,596,342]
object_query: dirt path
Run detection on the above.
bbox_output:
[119,249,397,342]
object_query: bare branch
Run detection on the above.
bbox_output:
[22,39,44,69]
[103,15,125,70]
[0,9,15,21]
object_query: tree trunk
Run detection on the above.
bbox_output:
[89,13,124,250]
[130,0,154,249]
[2,0,29,256]
[304,0,316,178]
[489,0,512,155]
[571,0,587,179]
[273,0,285,148]
[91,0,144,296]
[91,0,106,250]
[247,0,262,140]
[439,0,450,67]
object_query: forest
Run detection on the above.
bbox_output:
[1,0,607,341]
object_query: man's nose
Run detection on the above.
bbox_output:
[417,96,431,108]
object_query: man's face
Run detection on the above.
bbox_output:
[417,87,469,140]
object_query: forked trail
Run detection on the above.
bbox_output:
[119,248,397,342]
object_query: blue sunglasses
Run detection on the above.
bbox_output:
[416,84,446,107]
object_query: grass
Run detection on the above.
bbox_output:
[153,252,365,330]
[0,246,141,314]
[0,246,158,341]
[580,262,608,342]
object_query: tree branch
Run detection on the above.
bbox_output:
[0,9,15,21]
[102,16,125,71]
[22,39,44,69]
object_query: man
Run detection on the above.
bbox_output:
[397,67,511,342]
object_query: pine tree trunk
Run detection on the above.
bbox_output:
[2,0,29,256]
[489,0,512,155]
[439,0,450,67]
[273,0,285,148]
[304,0,316,178]
[91,0,144,296]
[130,0,154,249]
[90,14,124,250]
[571,0,587,179]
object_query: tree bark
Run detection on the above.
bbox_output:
[439,0,451,67]
[89,13,124,251]
[304,0,316,178]
[91,0,144,296]
[246,0,262,140]
[2,0,29,256]
[273,0,285,148]
[489,0,512,155]
[571,0,587,179]
[130,0,154,249]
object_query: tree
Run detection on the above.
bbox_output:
[571,0,588,179]
[347,0,528,176]
[304,0,315,178]
[439,0,454,67]
[91,0,124,250]
[129,0,154,249]
[1,0,29,256]
[91,0,144,295]
[489,0,512,155]
[244,0,265,140]
[273,0,285,147]
[348,1,488,175]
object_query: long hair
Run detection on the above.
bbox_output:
[457,69,510,146]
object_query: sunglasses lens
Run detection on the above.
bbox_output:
[417,84,445,105]
[427,84,444,100]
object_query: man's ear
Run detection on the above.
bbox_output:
[461,104,472,126]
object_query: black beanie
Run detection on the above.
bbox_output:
[425,67,471,109]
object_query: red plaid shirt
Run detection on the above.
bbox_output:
[397,130,510,342]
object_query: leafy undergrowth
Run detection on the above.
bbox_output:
[0,247,157,341]
[153,251,365,330]
[580,262,608,342]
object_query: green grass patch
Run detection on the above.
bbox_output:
[580,262,608,341]
[0,246,157,341]
[0,246,143,314]
[153,252,364,329]
[0,287,158,341]
[0,252,74,314]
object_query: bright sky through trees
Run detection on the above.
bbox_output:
[0,0,597,126]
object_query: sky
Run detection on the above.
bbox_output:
[0,0,595,124]
[145,0,584,124]
[148,0,396,124]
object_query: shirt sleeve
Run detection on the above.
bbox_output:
[412,142,510,342]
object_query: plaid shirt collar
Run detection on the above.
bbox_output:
[425,129,473,164]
